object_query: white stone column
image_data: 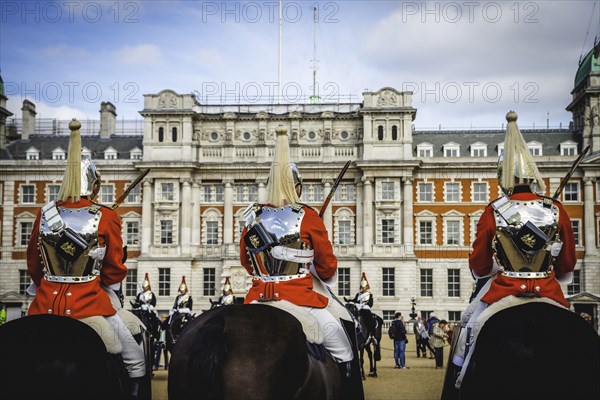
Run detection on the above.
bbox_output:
[362,176,373,254]
[257,178,267,204]
[323,179,333,241]
[181,179,192,255]
[403,177,414,255]
[141,179,153,254]
[584,177,597,257]
[192,182,201,248]
[1,181,14,261]
[355,180,364,254]
[223,179,234,245]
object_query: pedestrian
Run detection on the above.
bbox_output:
[431,319,449,369]
[390,312,409,369]
[414,315,426,358]
[154,314,169,370]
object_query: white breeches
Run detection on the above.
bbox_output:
[308,307,353,362]
[105,314,146,378]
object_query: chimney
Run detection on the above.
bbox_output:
[21,100,36,140]
[100,101,117,138]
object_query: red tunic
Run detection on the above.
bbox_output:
[27,198,127,318]
[240,205,336,308]
[469,188,576,308]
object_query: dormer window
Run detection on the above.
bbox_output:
[443,142,460,157]
[560,141,577,156]
[497,143,504,156]
[470,142,487,157]
[527,141,542,156]
[104,146,118,160]
[52,147,66,160]
[416,143,433,157]
[82,147,92,159]
[130,147,143,160]
[26,147,40,160]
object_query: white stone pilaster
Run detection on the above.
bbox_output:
[584,177,597,257]
[362,176,373,254]
[403,177,414,255]
[192,182,201,248]
[181,179,192,255]
[223,179,234,244]
[323,179,333,241]
[257,178,267,204]
[1,181,15,261]
[355,180,364,254]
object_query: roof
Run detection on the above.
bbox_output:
[575,42,600,88]
[0,135,143,160]
[413,129,578,157]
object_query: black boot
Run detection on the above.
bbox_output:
[339,319,365,400]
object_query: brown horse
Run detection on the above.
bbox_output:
[441,302,600,400]
[168,304,344,400]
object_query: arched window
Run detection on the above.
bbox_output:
[392,125,398,140]
[158,127,164,142]
[377,125,384,141]
[172,127,178,142]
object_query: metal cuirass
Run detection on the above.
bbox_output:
[243,204,312,276]
[140,291,153,304]
[176,294,191,309]
[38,203,103,279]
[492,197,560,275]
[357,292,371,305]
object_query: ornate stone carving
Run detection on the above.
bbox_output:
[158,91,178,109]
[377,89,398,107]
[231,269,247,290]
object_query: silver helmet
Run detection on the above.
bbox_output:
[81,156,101,197]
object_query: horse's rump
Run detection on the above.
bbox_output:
[168,304,340,400]
[457,302,600,400]
[0,314,127,400]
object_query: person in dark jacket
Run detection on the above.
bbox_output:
[390,312,409,369]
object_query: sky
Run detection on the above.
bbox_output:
[1,0,599,129]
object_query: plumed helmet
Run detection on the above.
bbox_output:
[178,276,188,295]
[360,272,370,292]
[265,125,300,207]
[499,111,546,193]
[81,156,101,197]
[222,276,233,296]
[142,272,151,292]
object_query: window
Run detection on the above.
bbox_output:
[420,269,433,297]
[392,125,398,140]
[381,181,395,200]
[203,268,216,296]
[382,267,395,296]
[130,148,143,160]
[21,185,35,204]
[567,270,581,295]
[377,125,384,141]
[338,268,350,297]
[248,185,257,202]
[337,220,352,245]
[528,142,542,156]
[571,220,580,246]
[448,311,462,323]
[206,220,219,245]
[563,182,579,202]
[417,143,433,158]
[448,269,460,297]
[382,219,395,244]
[48,184,60,202]
[126,185,141,203]
[445,220,461,245]
[383,310,396,322]
[472,182,488,202]
[158,127,164,142]
[26,148,39,160]
[471,144,487,157]
[125,269,138,297]
[19,270,31,295]
[20,222,33,246]
[418,182,433,202]
[445,182,460,202]
[561,145,576,156]
[160,183,174,201]
[235,185,258,203]
[100,185,114,204]
[160,220,173,244]
[419,221,433,245]
[172,127,178,142]
[444,144,460,157]
[158,268,170,296]
[126,221,140,246]
[52,149,65,160]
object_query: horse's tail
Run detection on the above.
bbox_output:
[374,316,383,361]
[189,312,226,399]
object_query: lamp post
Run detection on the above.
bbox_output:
[409,296,417,322]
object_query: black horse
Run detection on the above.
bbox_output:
[441,302,600,400]
[0,314,151,400]
[168,304,344,400]
[166,311,195,353]
[345,303,382,379]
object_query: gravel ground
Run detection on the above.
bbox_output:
[151,335,447,400]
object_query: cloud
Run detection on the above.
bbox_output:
[7,100,96,121]
[41,45,91,58]
[116,44,162,65]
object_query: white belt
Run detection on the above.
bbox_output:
[501,270,552,279]
[254,273,308,283]
[270,246,314,263]
[45,274,98,283]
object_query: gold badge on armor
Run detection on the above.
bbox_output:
[60,242,76,256]
[249,235,261,248]
[521,234,536,249]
